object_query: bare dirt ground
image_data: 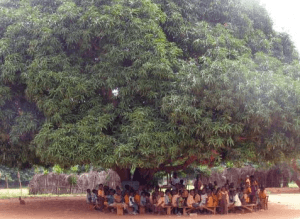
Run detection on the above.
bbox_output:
[1,188,300,219]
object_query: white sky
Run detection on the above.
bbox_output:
[259,0,300,54]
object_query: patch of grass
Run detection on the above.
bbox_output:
[0,188,29,199]
[0,188,85,199]
[288,182,299,188]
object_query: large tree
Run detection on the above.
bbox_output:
[1,0,300,183]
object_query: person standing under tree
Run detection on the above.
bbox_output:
[219,187,229,214]
[170,172,180,190]
[194,174,203,190]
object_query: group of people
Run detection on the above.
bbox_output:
[86,173,268,215]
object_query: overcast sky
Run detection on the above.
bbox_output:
[259,0,300,53]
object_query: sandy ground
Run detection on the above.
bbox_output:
[1,188,300,219]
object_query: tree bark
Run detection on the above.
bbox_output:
[5,175,8,189]
[114,156,199,186]
[289,160,300,188]
[114,167,132,182]
[17,171,22,196]
[132,168,155,186]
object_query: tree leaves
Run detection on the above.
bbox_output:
[1,0,300,170]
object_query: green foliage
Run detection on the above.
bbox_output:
[34,166,44,174]
[84,164,90,173]
[0,165,34,182]
[69,165,79,174]
[194,165,212,178]
[0,0,300,176]
[52,164,64,174]
[211,166,225,174]
[68,175,77,186]
[43,169,49,175]
[226,161,234,168]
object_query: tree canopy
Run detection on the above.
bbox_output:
[1,0,300,180]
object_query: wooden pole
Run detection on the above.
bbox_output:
[167,173,169,185]
[5,175,8,189]
[17,171,22,196]
[93,175,96,189]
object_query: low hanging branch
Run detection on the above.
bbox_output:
[157,155,198,172]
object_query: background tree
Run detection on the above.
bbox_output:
[1,0,300,184]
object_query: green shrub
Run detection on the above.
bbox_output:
[68,175,77,186]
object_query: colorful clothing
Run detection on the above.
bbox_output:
[140,196,147,206]
[207,196,214,207]
[124,195,129,205]
[233,194,241,207]
[134,194,140,204]
[164,195,170,205]
[114,194,122,203]
[157,197,165,207]
[195,194,201,203]
[86,193,92,203]
[212,194,218,207]
[91,193,97,204]
[187,195,195,208]
[106,195,114,205]
[172,194,179,207]
[177,196,184,208]
[200,194,208,206]
[259,190,267,199]
[98,189,105,197]
[219,191,228,214]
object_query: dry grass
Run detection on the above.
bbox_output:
[0,188,85,199]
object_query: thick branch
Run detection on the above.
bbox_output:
[157,155,197,172]
[289,159,300,188]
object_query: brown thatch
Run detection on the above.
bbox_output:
[198,164,292,188]
[29,170,121,195]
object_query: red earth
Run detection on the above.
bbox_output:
[1,187,300,219]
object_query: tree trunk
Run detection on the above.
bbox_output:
[132,168,155,186]
[291,175,300,188]
[113,155,198,186]
[17,171,22,196]
[114,167,132,182]
[289,160,300,188]
[114,167,156,186]
[5,175,8,189]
